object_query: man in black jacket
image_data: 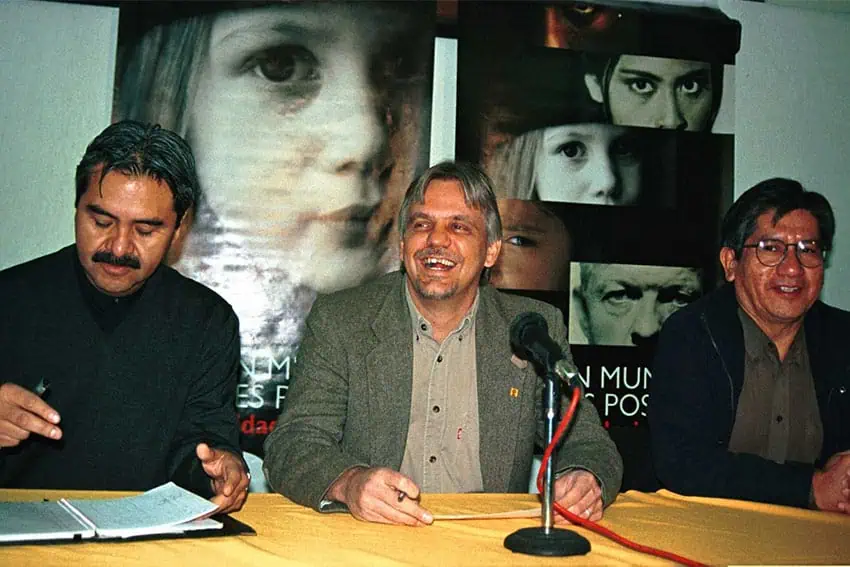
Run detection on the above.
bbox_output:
[650,178,850,512]
[0,121,248,513]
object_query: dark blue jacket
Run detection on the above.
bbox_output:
[649,283,850,508]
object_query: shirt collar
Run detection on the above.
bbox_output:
[738,307,806,365]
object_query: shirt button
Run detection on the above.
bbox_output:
[432,405,440,413]
[776,415,784,423]
[420,323,427,331]
[437,355,443,363]
[429,455,437,464]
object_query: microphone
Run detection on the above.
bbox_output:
[510,312,582,390]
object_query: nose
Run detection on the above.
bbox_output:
[107,225,134,258]
[776,246,804,275]
[654,88,687,130]
[586,152,618,203]
[426,222,450,248]
[319,65,386,204]
[629,296,662,345]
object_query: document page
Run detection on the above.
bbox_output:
[0,501,95,542]
[63,482,220,538]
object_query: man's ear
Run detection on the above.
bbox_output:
[484,239,502,269]
[584,74,604,104]
[719,247,738,282]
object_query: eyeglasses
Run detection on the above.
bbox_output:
[741,239,827,268]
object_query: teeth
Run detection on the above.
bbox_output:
[424,257,456,268]
[779,286,799,292]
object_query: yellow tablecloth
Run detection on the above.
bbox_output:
[1,489,848,566]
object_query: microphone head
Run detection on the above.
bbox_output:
[510,312,549,353]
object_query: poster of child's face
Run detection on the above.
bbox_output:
[114,1,435,454]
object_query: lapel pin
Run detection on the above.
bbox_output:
[510,387,519,398]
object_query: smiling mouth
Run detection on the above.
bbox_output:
[416,248,461,272]
[422,257,457,270]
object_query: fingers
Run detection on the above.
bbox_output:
[195,442,214,462]
[202,448,250,514]
[0,383,61,447]
[553,470,603,523]
[342,467,432,526]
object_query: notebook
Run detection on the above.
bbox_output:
[0,482,224,543]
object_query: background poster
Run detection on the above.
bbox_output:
[113,1,436,459]
[454,1,739,489]
[113,0,739,491]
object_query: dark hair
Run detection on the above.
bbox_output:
[583,53,724,132]
[720,178,835,257]
[75,120,200,226]
[398,161,502,246]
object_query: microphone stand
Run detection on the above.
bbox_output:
[504,366,591,556]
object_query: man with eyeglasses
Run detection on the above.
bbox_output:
[649,178,850,512]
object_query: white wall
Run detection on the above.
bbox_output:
[721,0,850,309]
[0,0,118,270]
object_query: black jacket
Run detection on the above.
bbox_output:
[649,283,850,507]
[0,246,242,495]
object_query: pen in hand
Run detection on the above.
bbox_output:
[397,490,421,503]
[33,378,50,398]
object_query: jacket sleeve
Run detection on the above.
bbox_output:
[546,308,623,506]
[649,310,814,508]
[167,303,244,497]
[262,296,366,511]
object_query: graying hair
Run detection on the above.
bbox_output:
[397,161,502,245]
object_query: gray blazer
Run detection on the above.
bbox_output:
[264,272,622,510]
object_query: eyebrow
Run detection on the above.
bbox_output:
[543,130,595,144]
[86,204,165,227]
[504,223,546,235]
[616,68,710,83]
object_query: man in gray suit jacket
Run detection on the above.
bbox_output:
[264,161,622,526]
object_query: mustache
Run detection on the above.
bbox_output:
[92,250,141,269]
[414,247,461,263]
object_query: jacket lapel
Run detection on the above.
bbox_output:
[476,287,525,492]
[365,276,414,469]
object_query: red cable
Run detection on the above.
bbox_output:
[537,387,707,567]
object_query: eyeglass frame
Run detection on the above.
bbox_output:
[740,238,828,268]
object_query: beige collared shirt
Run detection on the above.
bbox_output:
[728,309,823,465]
[399,283,484,493]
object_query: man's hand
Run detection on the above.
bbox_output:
[812,450,850,513]
[327,466,433,526]
[196,443,250,514]
[0,383,61,447]
[553,469,604,523]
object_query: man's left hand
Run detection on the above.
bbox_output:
[553,469,603,523]
[196,443,250,514]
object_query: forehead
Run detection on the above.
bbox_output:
[614,55,711,78]
[210,3,415,49]
[751,208,820,239]
[584,265,700,290]
[543,124,624,145]
[82,168,175,214]
[411,178,479,216]
[499,199,567,236]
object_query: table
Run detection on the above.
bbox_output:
[1,489,848,566]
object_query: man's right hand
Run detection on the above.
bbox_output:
[327,466,433,526]
[0,383,61,447]
[812,450,850,513]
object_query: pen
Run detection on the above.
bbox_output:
[33,378,50,397]
[397,490,420,503]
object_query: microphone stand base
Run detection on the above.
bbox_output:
[504,526,591,557]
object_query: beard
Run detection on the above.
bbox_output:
[410,275,458,301]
